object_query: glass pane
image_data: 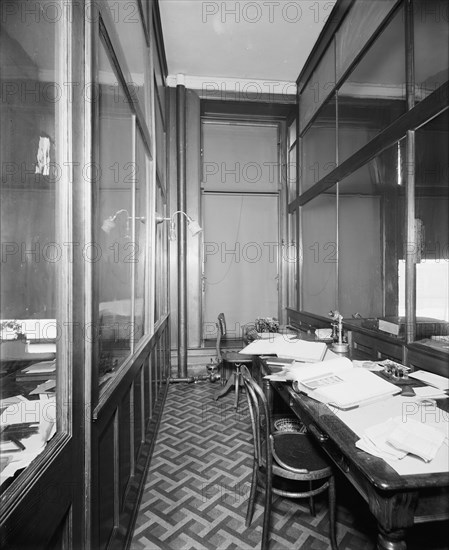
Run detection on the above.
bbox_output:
[287,145,297,203]
[338,142,405,320]
[288,118,297,146]
[336,0,397,80]
[412,110,449,343]
[338,7,406,164]
[414,0,449,103]
[154,184,166,323]
[97,38,134,389]
[299,40,335,132]
[105,0,148,118]
[134,132,148,344]
[301,96,336,193]
[1,1,60,492]
[202,123,279,192]
[287,210,298,309]
[301,189,337,315]
[155,99,166,183]
[153,32,166,120]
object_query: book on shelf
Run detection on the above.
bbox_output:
[378,316,449,338]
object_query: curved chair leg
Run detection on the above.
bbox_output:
[328,475,338,550]
[308,480,316,516]
[214,371,235,401]
[234,365,241,410]
[261,471,273,550]
[245,461,259,527]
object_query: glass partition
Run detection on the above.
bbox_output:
[97,36,134,389]
[301,187,337,315]
[299,40,335,132]
[336,0,397,81]
[338,142,405,319]
[287,210,298,309]
[134,131,148,344]
[411,110,449,344]
[338,6,406,164]
[287,118,297,202]
[300,96,336,193]
[413,0,449,103]
[0,1,62,493]
[105,0,148,118]
[154,183,166,323]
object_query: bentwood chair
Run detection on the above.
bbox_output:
[240,365,338,550]
[213,312,253,410]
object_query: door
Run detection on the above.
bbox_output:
[200,119,281,341]
[202,193,279,339]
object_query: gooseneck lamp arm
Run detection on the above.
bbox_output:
[101,209,146,235]
[156,210,202,240]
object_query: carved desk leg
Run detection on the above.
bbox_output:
[369,491,418,550]
[377,527,407,550]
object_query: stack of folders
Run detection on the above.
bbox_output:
[356,416,447,463]
[285,357,401,410]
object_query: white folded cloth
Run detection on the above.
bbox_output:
[357,416,447,463]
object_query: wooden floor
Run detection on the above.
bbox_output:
[130,381,449,550]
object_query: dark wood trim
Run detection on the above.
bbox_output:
[201,99,296,118]
[153,0,169,80]
[285,308,333,332]
[289,81,449,211]
[137,0,150,48]
[296,0,354,91]
[405,130,416,343]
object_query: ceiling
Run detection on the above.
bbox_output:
[158,0,337,91]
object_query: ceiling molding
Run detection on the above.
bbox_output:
[166,74,297,99]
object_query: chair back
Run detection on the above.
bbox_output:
[240,365,272,469]
[216,312,227,362]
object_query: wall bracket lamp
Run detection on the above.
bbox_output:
[156,210,202,241]
[101,208,146,237]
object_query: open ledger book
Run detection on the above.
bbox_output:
[268,356,401,410]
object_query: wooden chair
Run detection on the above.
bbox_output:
[240,365,338,550]
[213,312,253,410]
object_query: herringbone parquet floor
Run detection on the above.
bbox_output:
[130,381,449,550]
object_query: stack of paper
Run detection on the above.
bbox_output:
[357,416,447,463]
[413,386,448,400]
[239,336,327,362]
[409,370,449,391]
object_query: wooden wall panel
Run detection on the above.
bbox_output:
[98,415,116,550]
[133,368,144,460]
[144,356,151,425]
[119,391,132,508]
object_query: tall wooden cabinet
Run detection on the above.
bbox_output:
[0,1,170,548]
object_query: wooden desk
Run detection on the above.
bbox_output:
[258,358,449,550]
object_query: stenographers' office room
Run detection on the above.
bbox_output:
[0,1,448,549]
